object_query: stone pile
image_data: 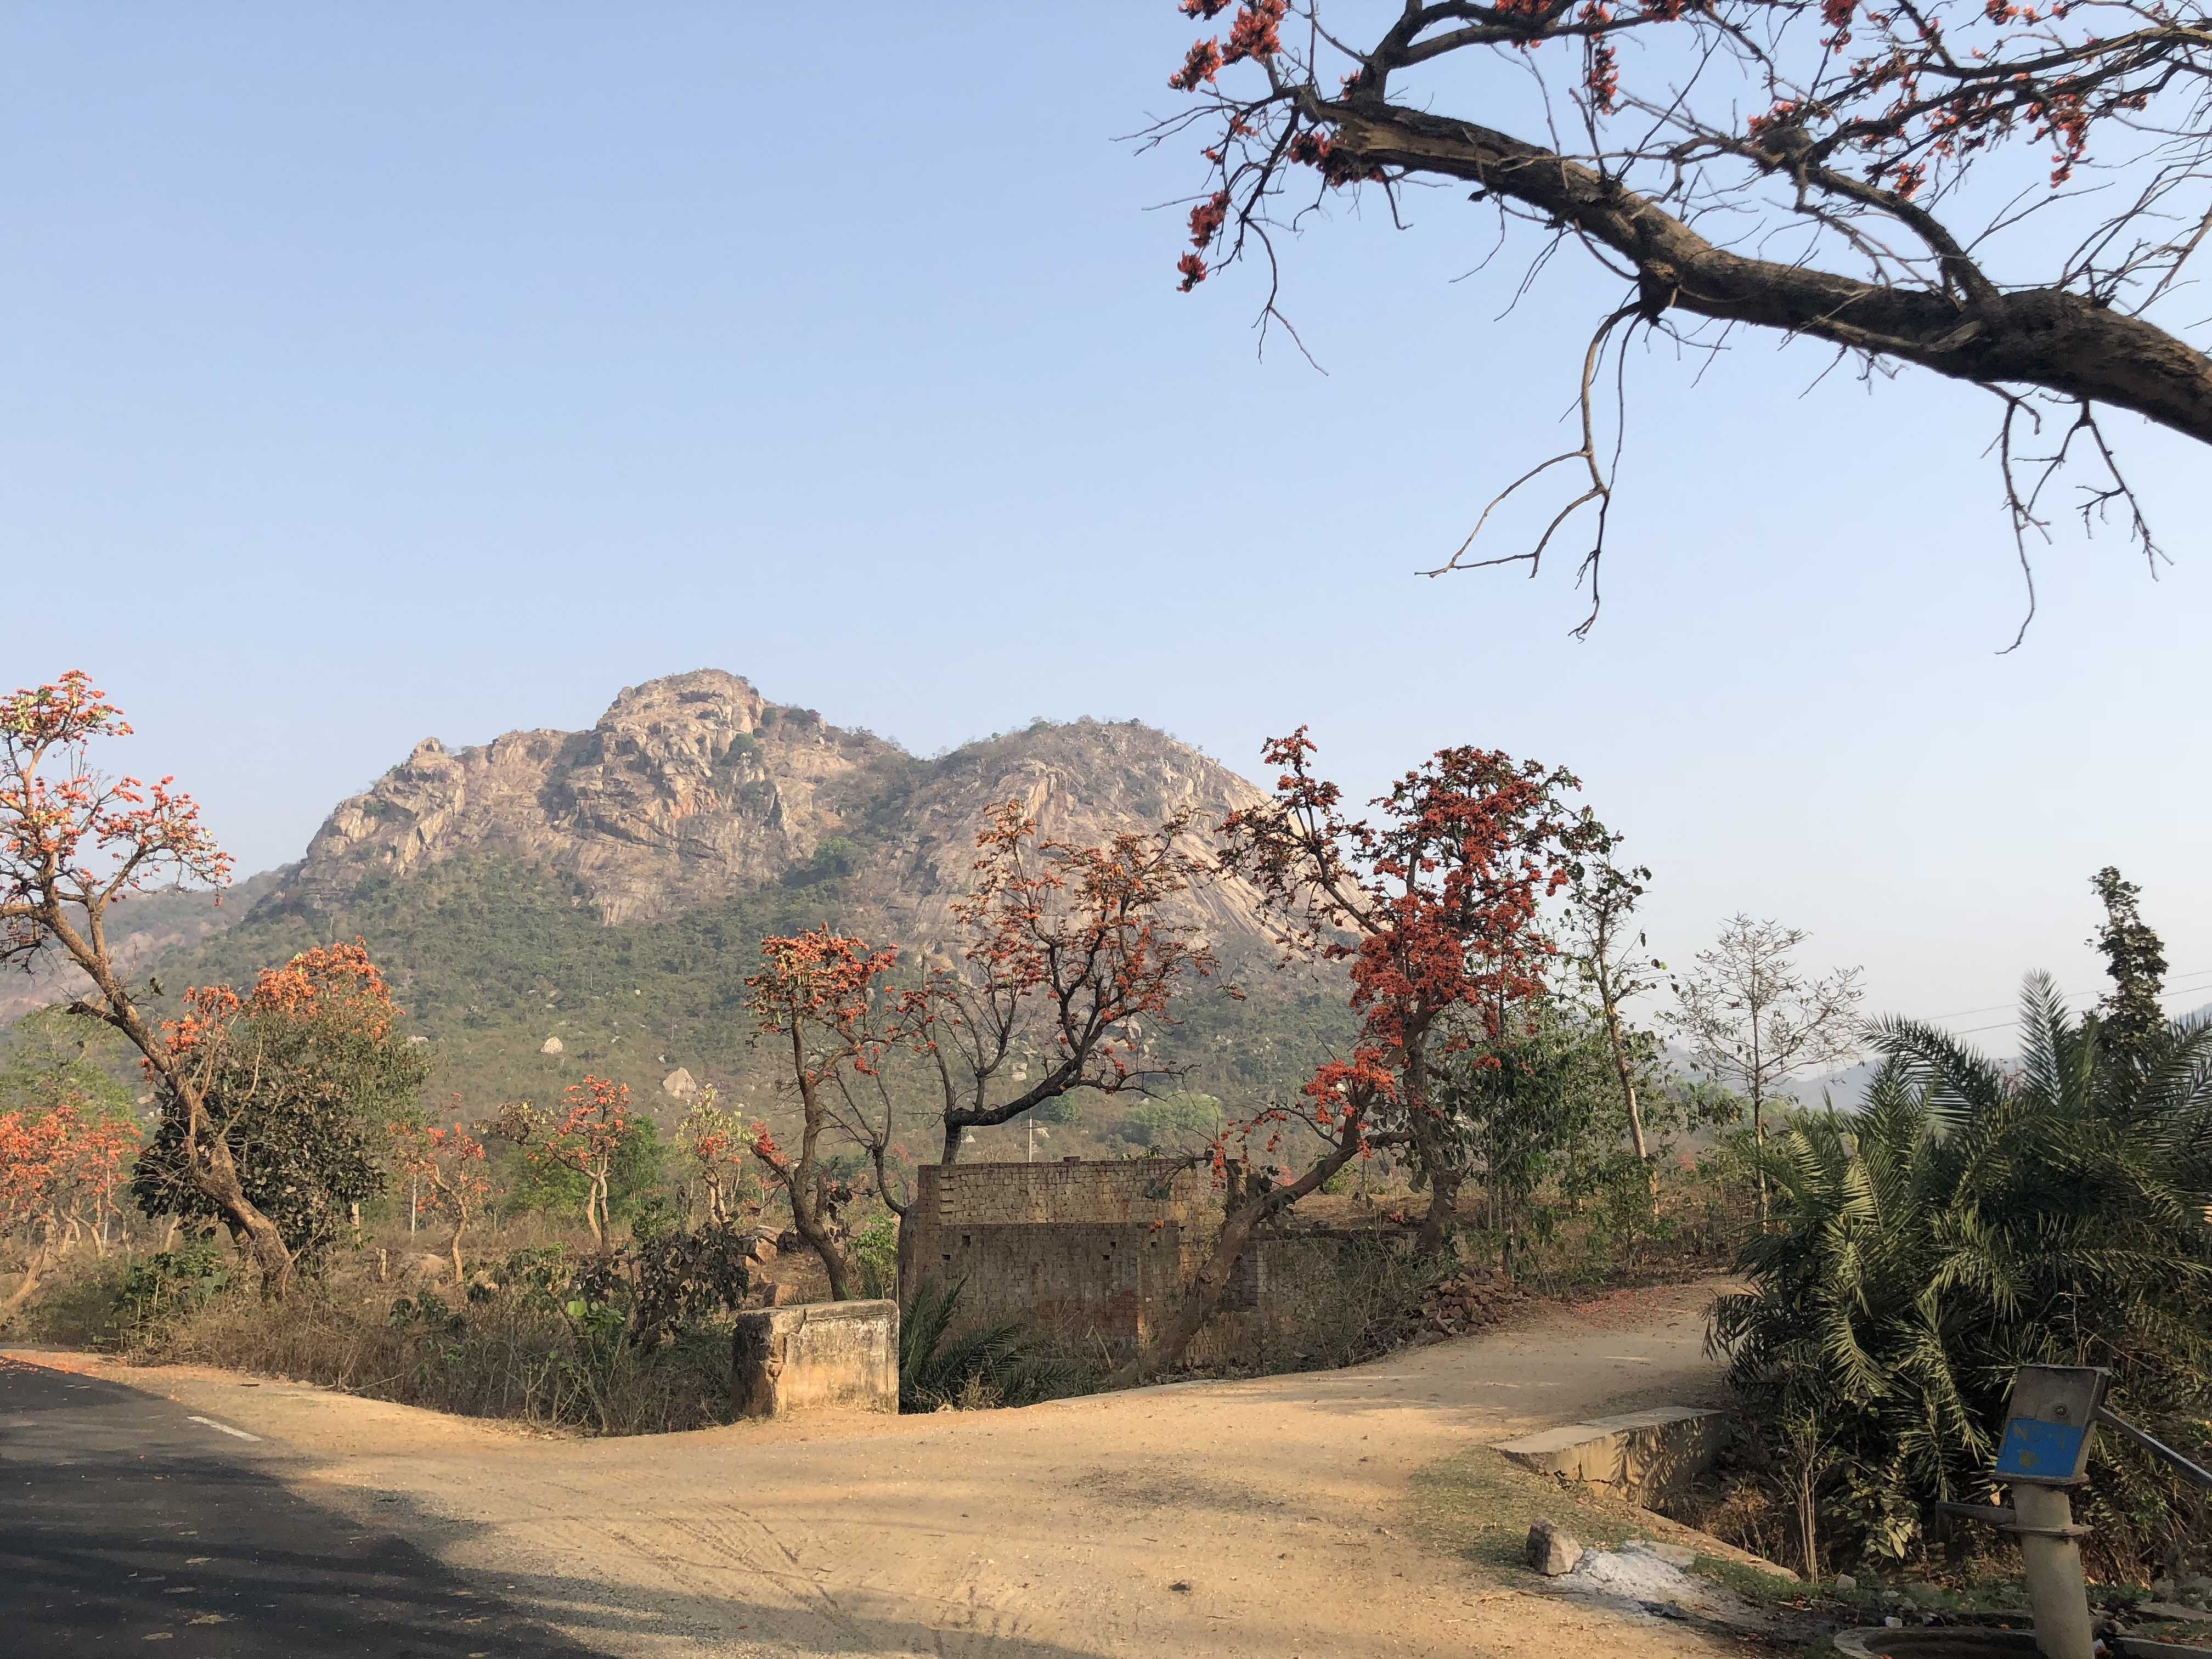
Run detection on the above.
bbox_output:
[1417,1269,1530,1338]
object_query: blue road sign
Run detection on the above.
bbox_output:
[1997,1417,2089,1481]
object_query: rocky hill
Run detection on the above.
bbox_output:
[22,672,1347,1126]
[0,869,285,1030]
[280,668,1282,957]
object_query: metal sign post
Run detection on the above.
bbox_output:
[1992,1366,2106,1659]
[1937,1364,2212,1659]
[1939,1368,2104,1659]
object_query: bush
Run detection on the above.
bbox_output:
[116,1223,753,1436]
[850,1214,899,1300]
[1709,977,2212,1580]
[899,1278,1084,1410]
[116,1239,235,1341]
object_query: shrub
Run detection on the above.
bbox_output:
[850,1213,899,1300]
[116,1239,235,1341]
[117,1223,752,1436]
[1710,976,2212,1579]
[899,1278,1083,1410]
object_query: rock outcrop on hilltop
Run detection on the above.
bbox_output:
[295,672,901,926]
[280,669,1285,963]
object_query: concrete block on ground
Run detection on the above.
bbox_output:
[732,1299,898,1419]
[1497,1406,1732,1500]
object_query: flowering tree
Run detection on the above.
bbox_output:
[906,802,1221,1165]
[534,1075,635,1250]
[392,1120,491,1283]
[745,930,901,1299]
[132,940,430,1261]
[1153,1,2212,633]
[0,672,298,1288]
[1218,729,1605,1250]
[1115,1050,1395,1382]
[0,1104,140,1325]
[674,1086,753,1226]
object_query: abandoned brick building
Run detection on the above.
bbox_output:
[895,1156,1336,1366]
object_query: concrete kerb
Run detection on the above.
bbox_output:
[731,1299,899,1419]
[1496,1405,1733,1501]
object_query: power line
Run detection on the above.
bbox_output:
[1923,967,2212,1025]
[1934,979,2212,1038]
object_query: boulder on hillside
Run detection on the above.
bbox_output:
[540,1036,563,1054]
[662,1066,698,1100]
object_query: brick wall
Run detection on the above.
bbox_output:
[899,1160,1213,1358]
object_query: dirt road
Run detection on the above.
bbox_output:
[9,1280,1751,1659]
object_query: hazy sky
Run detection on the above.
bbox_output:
[7,7,2207,1045]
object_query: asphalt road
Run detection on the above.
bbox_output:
[0,1354,607,1658]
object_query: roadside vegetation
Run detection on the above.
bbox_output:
[3,665,2207,1604]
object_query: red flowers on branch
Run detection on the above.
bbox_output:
[744,930,901,1299]
[392,1118,490,1283]
[538,1075,633,1250]
[1221,729,1603,1250]
[0,1103,141,1325]
[906,800,1219,1166]
[0,673,298,1290]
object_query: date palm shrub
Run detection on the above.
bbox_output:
[1709,975,2212,1579]
[898,1278,1085,1410]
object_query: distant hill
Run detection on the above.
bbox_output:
[27,671,1351,1142]
[0,868,285,1029]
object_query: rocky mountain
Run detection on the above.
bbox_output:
[25,672,1346,1119]
[281,669,1280,961]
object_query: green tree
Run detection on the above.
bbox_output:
[132,944,431,1261]
[1711,975,2212,1576]
[1436,999,1616,1248]
[1110,1092,1223,1150]
[0,1005,138,1121]
[1562,847,1668,1178]
[2089,865,2169,1083]
[503,1113,664,1227]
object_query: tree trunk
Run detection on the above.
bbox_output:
[1403,1044,1459,1255]
[1599,993,1658,1218]
[1110,1130,1365,1386]
[868,1139,909,1218]
[54,927,295,1295]
[1752,1089,1769,1231]
[784,1053,850,1298]
[790,1193,849,1300]
[1418,1161,1461,1255]
[0,1235,57,1330]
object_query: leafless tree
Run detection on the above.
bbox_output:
[1674,913,1864,1223]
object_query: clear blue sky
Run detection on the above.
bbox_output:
[6,6,2207,1043]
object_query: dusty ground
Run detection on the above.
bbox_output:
[9,1279,1771,1659]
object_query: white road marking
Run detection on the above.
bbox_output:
[185,1415,261,1442]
